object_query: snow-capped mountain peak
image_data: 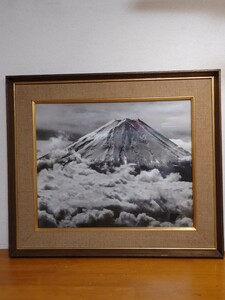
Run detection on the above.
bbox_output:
[64,118,190,168]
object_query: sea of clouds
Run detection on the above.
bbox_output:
[37,149,193,228]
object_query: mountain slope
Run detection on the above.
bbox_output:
[62,118,190,169]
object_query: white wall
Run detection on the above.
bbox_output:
[0,0,225,248]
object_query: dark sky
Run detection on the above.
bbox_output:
[35,99,192,142]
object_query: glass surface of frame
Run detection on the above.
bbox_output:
[34,98,194,230]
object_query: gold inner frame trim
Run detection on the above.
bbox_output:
[17,246,215,250]
[32,96,196,233]
[211,76,218,247]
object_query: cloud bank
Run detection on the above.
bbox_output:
[37,155,193,228]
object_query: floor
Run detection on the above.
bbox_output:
[0,249,225,299]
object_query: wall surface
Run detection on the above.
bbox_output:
[0,0,225,249]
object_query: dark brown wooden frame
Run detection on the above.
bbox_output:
[6,70,224,258]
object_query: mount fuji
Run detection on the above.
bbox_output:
[68,118,189,165]
[38,118,191,178]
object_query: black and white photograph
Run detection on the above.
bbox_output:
[36,99,193,228]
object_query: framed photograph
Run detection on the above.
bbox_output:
[6,70,223,257]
